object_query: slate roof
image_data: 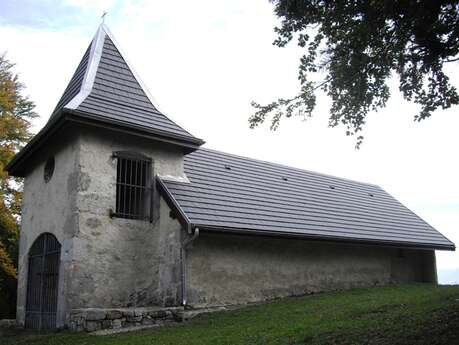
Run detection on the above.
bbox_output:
[53,43,92,113]
[52,24,202,144]
[159,148,455,251]
[6,24,204,176]
[5,25,454,251]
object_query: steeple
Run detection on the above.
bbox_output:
[6,24,204,176]
[53,24,203,146]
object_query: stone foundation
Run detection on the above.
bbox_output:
[0,319,16,329]
[69,307,183,332]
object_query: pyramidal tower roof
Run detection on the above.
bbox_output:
[53,24,203,145]
[6,24,204,176]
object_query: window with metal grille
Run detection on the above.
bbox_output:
[110,151,153,221]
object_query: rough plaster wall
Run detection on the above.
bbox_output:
[187,233,437,308]
[17,133,80,327]
[71,127,183,311]
[390,249,437,283]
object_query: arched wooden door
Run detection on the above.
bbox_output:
[25,233,61,330]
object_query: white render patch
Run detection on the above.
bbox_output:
[158,174,190,184]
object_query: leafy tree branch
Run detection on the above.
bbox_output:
[249,0,459,147]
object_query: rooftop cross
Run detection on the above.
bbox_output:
[101,11,107,23]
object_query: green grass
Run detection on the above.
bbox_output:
[3,284,459,345]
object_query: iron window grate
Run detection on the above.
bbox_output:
[111,151,153,221]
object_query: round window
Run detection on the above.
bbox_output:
[44,157,55,183]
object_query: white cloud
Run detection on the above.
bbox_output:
[0,26,89,129]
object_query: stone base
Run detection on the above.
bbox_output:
[69,307,183,332]
[0,319,16,329]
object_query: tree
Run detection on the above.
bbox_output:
[0,53,37,318]
[249,1,459,146]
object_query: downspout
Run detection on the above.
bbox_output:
[181,227,199,307]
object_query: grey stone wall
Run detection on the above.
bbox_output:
[17,131,80,328]
[17,125,186,329]
[70,127,184,312]
[186,232,437,308]
[69,306,182,332]
[17,123,439,331]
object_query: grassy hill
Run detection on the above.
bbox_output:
[3,284,459,345]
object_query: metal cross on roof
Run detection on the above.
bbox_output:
[101,11,107,23]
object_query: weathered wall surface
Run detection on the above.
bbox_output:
[187,232,437,308]
[17,123,440,330]
[17,131,80,327]
[71,127,184,313]
[18,125,186,329]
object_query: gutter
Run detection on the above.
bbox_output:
[181,227,199,307]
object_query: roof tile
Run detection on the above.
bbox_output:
[52,25,203,145]
[161,148,455,250]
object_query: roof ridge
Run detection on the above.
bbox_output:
[196,147,380,188]
[64,24,106,110]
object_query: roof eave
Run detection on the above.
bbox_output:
[5,111,67,177]
[6,110,205,177]
[191,225,456,251]
[65,108,205,148]
[157,179,455,251]
[156,177,192,232]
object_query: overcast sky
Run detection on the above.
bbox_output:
[1,0,458,275]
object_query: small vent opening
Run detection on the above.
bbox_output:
[282,177,288,181]
[368,193,374,197]
[224,165,232,170]
[329,185,335,190]
[44,157,55,183]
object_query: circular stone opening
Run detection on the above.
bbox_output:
[44,157,55,183]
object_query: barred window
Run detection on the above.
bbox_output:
[111,151,153,221]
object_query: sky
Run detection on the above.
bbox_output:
[1,1,458,277]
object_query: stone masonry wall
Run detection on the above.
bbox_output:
[17,131,80,328]
[17,123,439,331]
[17,125,187,330]
[69,306,183,332]
[70,127,185,313]
[187,232,437,308]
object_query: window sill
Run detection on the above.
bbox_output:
[109,209,151,222]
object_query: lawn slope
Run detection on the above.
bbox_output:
[3,284,459,345]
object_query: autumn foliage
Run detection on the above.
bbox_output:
[0,53,37,318]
